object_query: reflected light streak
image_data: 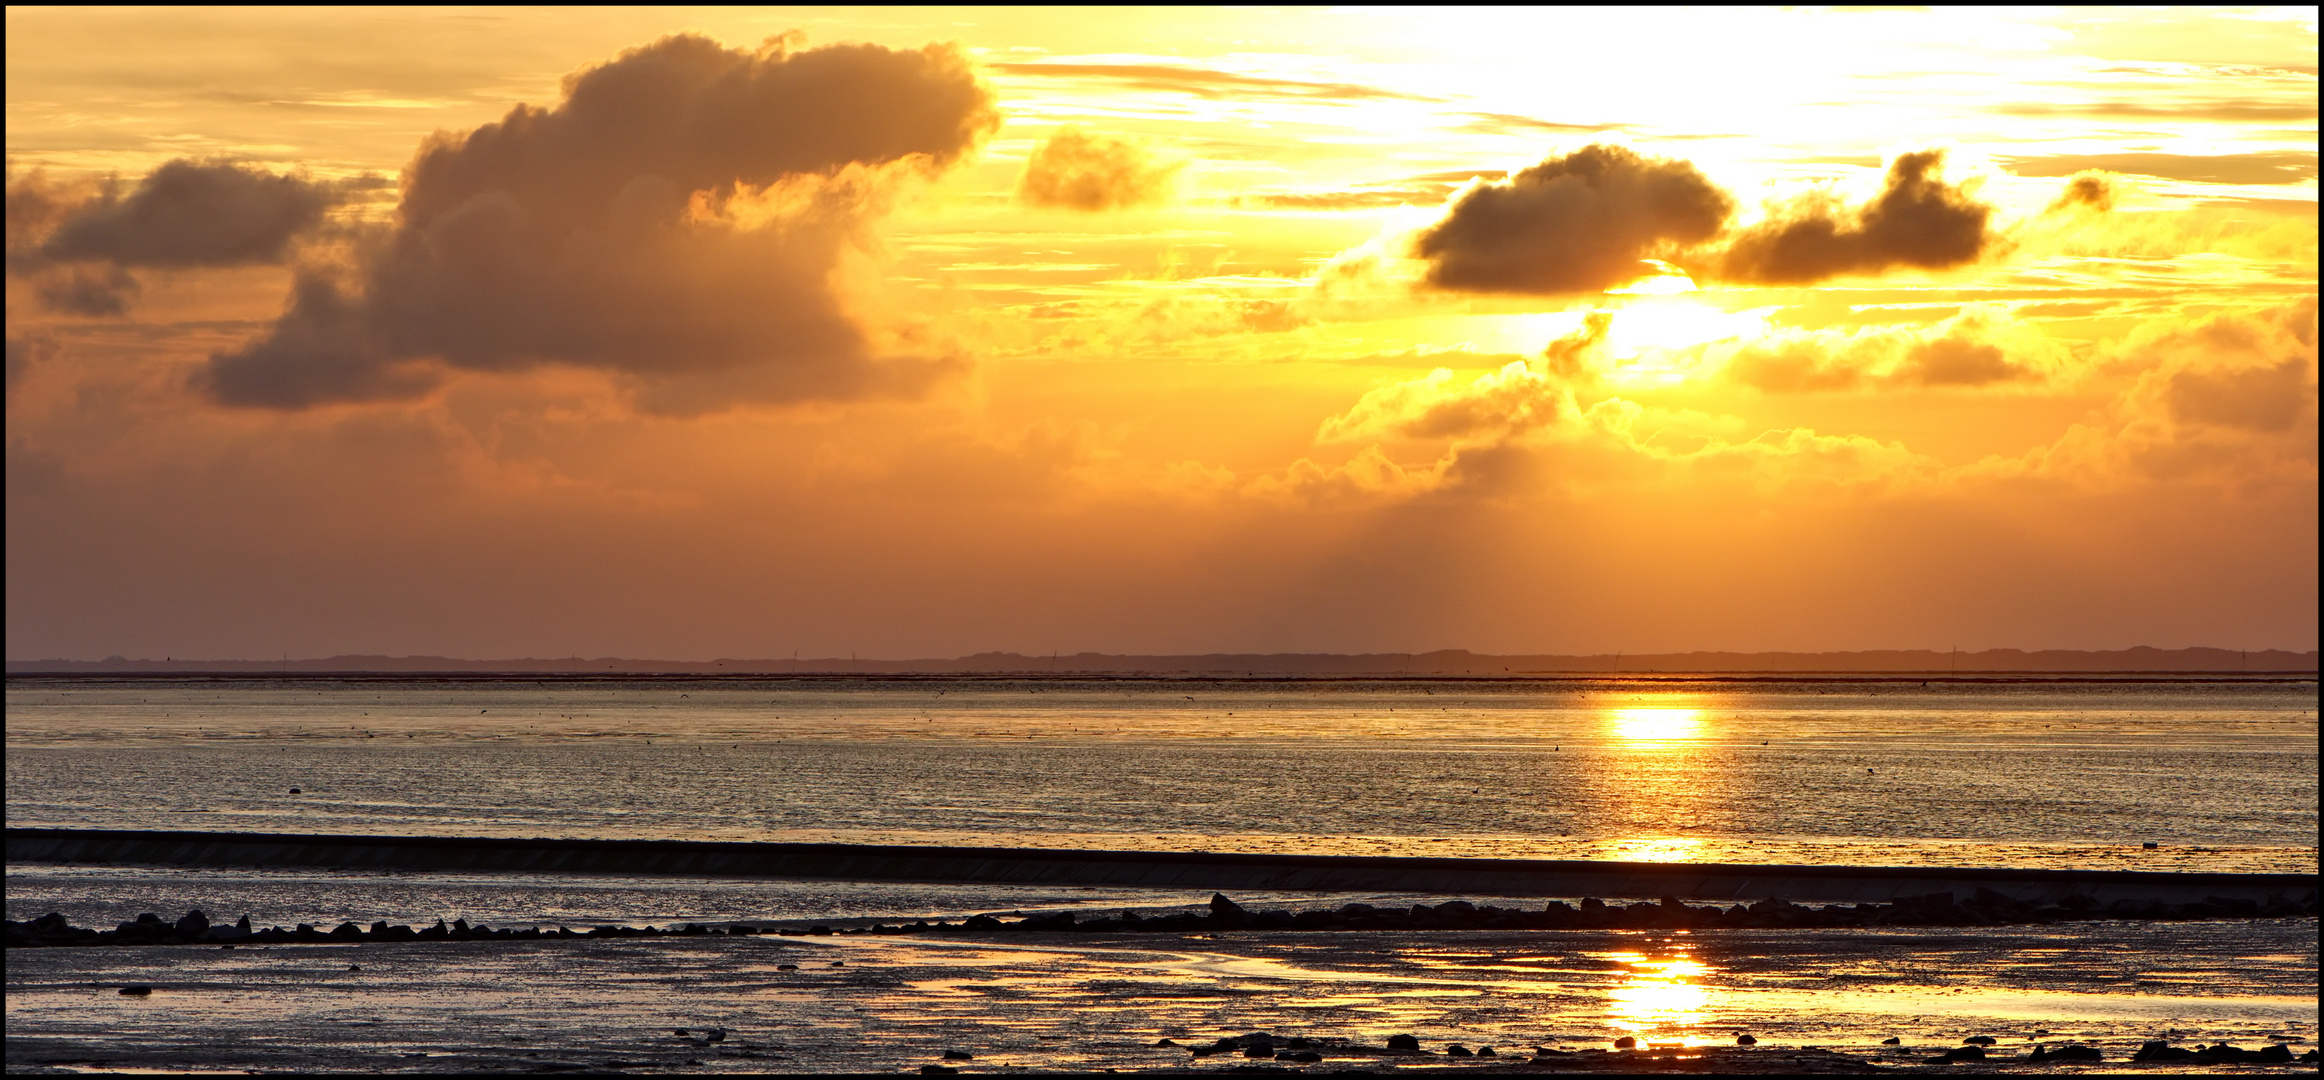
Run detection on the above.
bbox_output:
[1608,707,1705,746]
[1605,948,1712,1041]
[1611,836,1708,863]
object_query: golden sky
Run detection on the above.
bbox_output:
[6,6,2317,660]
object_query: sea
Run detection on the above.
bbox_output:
[6,673,2318,1073]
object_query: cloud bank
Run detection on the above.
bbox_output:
[201,34,998,412]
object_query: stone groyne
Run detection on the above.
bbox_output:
[8,828,2315,906]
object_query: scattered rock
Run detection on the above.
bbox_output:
[1614,1036,1636,1049]
[1446,1044,1473,1058]
[1153,1039,1176,1047]
[1962,1035,1996,1045]
[1386,1034,1421,1051]
[942,1050,971,1060]
[118,985,153,996]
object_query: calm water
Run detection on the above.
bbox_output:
[6,674,2318,1073]
[6,675,2317,871]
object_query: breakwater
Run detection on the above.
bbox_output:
[8,828,2315,906]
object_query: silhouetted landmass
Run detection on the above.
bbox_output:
[5,646,2314,675]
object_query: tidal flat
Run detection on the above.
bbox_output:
[6,919,2317,1074]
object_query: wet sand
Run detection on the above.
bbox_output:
[7,920,2314,1074]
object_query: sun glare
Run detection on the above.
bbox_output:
[1609,707,1705,745]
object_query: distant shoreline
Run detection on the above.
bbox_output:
[6,645,2317,676]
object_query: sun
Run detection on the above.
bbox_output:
[1600,261,1766,377]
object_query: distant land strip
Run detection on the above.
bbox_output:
[9,828,2317,907]
[5,646,2316,676]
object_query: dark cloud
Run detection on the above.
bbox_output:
[2006,151,2316,186]
[39,159,340,267]
[7,160,349,315]
[1413,144,1734,295]
[1717,150,1994,284]
[202,34,997,412]
[6,333,58,391]
[1018,126,1181,211]
[2047,171,2117,213]
[990,62,1439,103]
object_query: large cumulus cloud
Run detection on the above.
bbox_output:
[1413,144,1732,295]
[201,33,998,412]
[6,160,348,315]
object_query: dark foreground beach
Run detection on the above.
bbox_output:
[6,919,2316,1074]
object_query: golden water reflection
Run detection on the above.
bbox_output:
[1604,947,1713,1044]
[1608,837,1707,863]
[1607,707,1704,747]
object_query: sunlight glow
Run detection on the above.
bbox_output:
[1609,707,1705,746]
[1605,298,1765,364]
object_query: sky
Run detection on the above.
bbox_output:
[5,6,2317,661]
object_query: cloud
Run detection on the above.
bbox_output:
[1716,150,1995,284]
[1715,307,2062,392]
[1971,298,2317,495]
[1017,126,1181,211]
[1317,315,1609,443]
[201,33,997,413]
[1999,100,2318,122]
[6,332,57,392]
[2046,171,2117,214]
[990,62,1439,103]
[2006,151,2316,186]
[1413,143,1734,295]
[6,160,348,315]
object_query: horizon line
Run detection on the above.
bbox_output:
[8,644,2318,676]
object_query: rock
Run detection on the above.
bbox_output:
[1446,1044,1473,1058]
[1386,1034,1421,1051]
[1614,1036,1636,1049]
[348,964,362,972]
[961,915,1003,931]
[776,964,798,971]
[941,1049,972,1060]
[706,1028,726,1043]
[118,985,153,996]
[1963,1035,1996,1045]
[175,910,210,937]
[1924,1046,1986,1063]
[1736,1033,1757,1045]
[1153,1039,1176,1047]
[1477,1046,1496,1057]
[2255,1044,2292,1063]
[1209,893,1249,924]
[1880,1037,1901,1045]
[1277,1051,1323,1063]
[920,1066,957,1075]
[329,922,365,941]
[674,1029,690,1038]
[2050,1045,2102,1061]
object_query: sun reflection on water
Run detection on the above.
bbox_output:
[1608,707,1704,746]
[1605,947,1712,1044]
